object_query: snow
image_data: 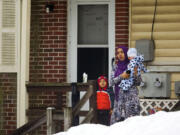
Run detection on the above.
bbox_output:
[55,111,180,135]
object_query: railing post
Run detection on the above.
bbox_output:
[71,83,80,126]
[47,107,54,135]
[64,107,72,131]
[89,81,97,123]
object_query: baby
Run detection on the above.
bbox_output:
[119,48,148,91]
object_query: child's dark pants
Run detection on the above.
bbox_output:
[97,110,110,126]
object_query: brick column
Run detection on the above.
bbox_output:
[115,0,129,47]
[30,0,67,83]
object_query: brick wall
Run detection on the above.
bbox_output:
[0,73,17,135]
[115,0,129,47]
[30,0,129,83]
[29,90,66,110]
[29,0,67,134]
[30,0,67,83]
[27,89,66,134]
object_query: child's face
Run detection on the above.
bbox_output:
[99,79,107,88]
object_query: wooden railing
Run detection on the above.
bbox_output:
[10,114,46,135]
[11,80,97,135]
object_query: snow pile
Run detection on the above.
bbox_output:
[55,111,180,135]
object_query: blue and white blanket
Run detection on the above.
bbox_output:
[119,55,148,91]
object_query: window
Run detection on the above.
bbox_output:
[0,0,18,72]
[78,5,108,45]
[77,4,109,81]
[68,0,115,82]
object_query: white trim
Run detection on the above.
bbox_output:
[0,66,18,72]
[67,0,71,83]
[77,45,108,48]
[67,0,115,82]
[0,0,2,64]
[108,0,115,80]
[17,0,31,127]
[148,66,180,72]
[67,0,78,82]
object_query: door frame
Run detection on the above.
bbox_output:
[67,0,115,82]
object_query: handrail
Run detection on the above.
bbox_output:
[26,81,92,92]
[23,80,97,134]
[72,85,94,117]
[81,108,94,124]
[10,114,46,135]
[71,82,97,126]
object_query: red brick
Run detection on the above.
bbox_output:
[54,74,66,78]
[43,32,53,35]
[116,35,128,39]
[43,40,53,44]
[44,57,53,61]
[116,3,129,7]
[49,18,59,22]
[116,21,129,25]
[49,53,58,56]
[39,61,48,65]
[49,61,58,65]
[116,0,129,2]
[50,44,59,48]
[8,121,16,125]
[49,70,58,73]
[44,66,53,69]
[48,79,58,82]
[49,26,58,31]
[54,57,65,61]
[49,36,58,39]
[40,36,49,40]
[54,66,66,69]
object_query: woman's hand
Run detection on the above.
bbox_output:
[120,72,130,79]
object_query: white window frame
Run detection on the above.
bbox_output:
[67,0,115,83]
[0,0,20,73]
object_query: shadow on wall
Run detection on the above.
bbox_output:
[0,86,3,131]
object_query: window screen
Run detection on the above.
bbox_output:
[78,5,108,45]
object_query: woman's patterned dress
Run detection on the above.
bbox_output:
[110,65,141,125]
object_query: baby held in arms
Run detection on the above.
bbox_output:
[119,48,148,91]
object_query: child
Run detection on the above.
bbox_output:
[96,76,114,126]
[119,48,148,91]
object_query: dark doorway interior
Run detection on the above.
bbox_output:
[78,48,108,82]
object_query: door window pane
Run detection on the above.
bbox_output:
[78,48,108,82]
[78,5,108,45]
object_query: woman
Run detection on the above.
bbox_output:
[110,46,141,125]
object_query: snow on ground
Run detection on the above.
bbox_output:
[55,111,180,135]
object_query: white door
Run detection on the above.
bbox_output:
[68,0,115,82]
